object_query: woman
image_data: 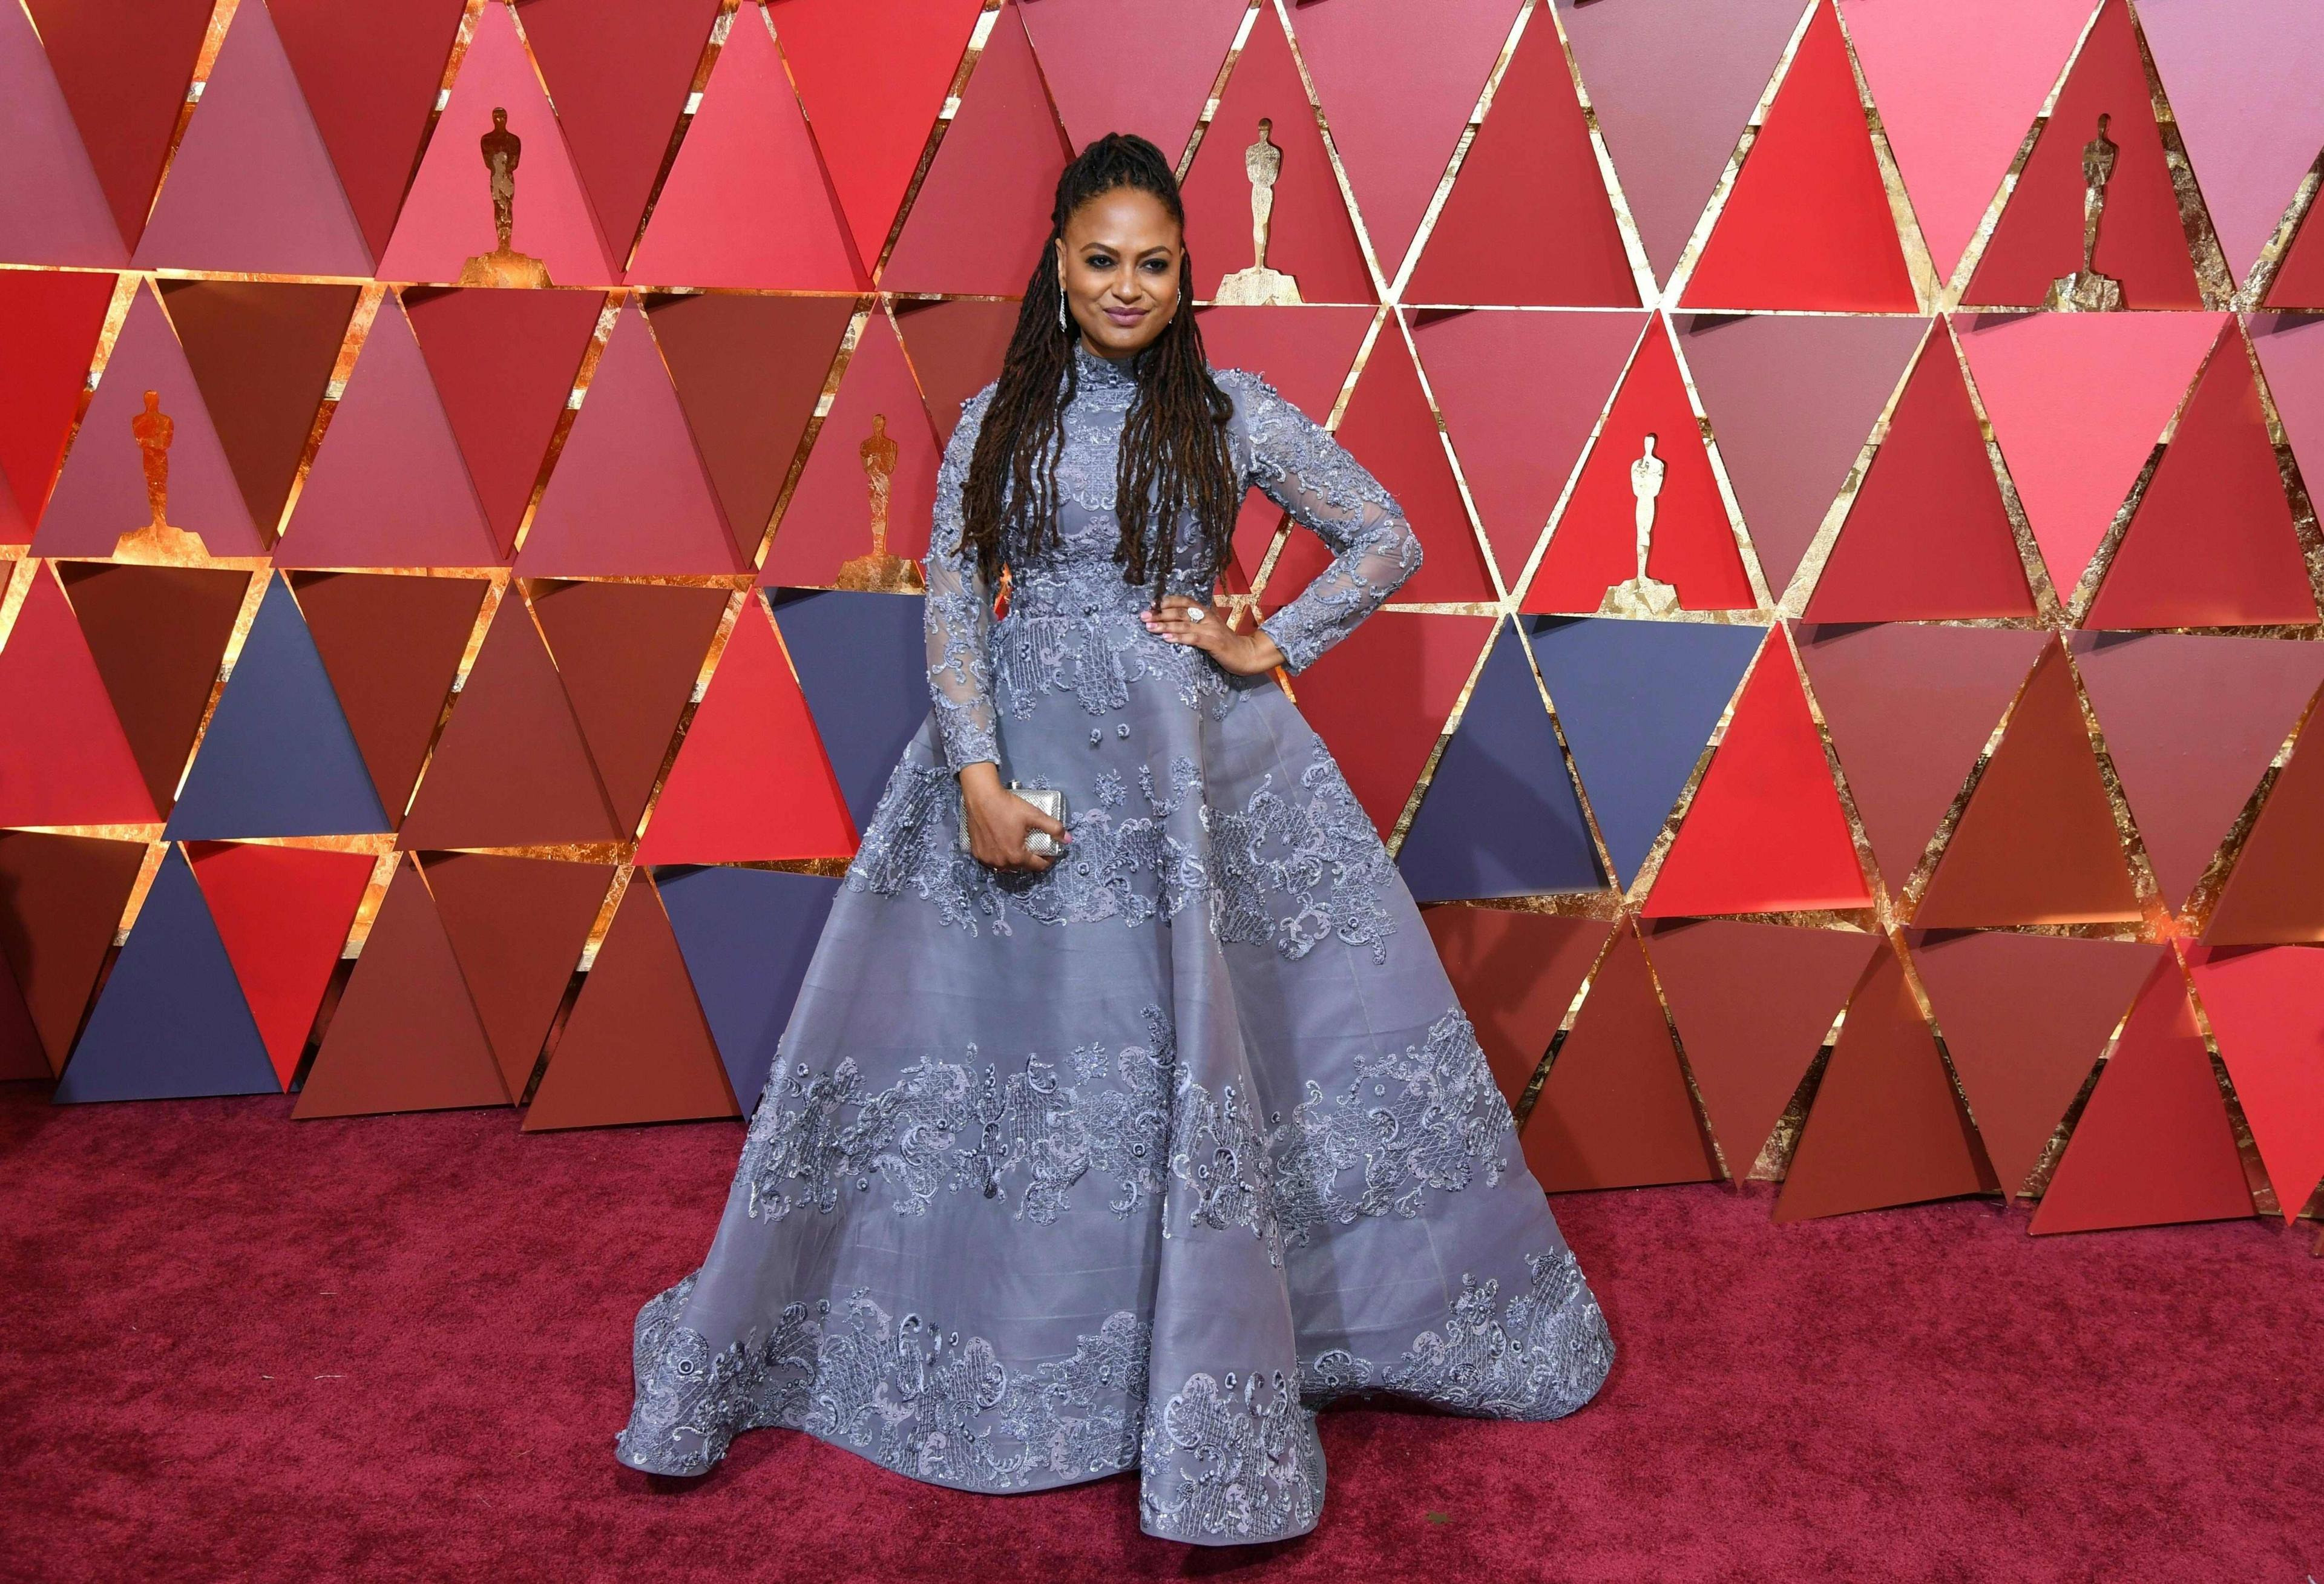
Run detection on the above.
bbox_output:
[615,133,1613,1545]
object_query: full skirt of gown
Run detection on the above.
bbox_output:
[612,611,1615,1545]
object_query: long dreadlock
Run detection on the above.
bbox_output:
[959,133,1239,607]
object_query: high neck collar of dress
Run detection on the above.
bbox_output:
[1072,337,1147,392]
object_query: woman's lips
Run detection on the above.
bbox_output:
[1103,306,1147,326]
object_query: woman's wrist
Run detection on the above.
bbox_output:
[957,760,1003,798]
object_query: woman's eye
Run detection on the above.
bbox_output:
[1085,254,1113,269]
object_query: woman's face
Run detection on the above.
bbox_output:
[1055,186,1184,360]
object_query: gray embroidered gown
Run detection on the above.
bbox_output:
[614,338,1614,1544]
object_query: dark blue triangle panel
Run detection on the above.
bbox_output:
[656,864,841,1108]
[52,846,279,1102]
[1525,616,1765,887]
[166,576,392,838]
[1398,619,1603,901]
[767,588,928,827]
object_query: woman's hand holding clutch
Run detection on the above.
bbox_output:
[1140,596,1285,677]
[959,762,1069,872]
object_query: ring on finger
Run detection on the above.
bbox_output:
[1186,605,1207,623]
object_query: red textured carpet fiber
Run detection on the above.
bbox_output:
[1,1083,2316,1583]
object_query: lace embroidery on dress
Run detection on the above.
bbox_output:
[1301,1245,1615,1420]
[1219,372,1425,677]
[1165,1007,1514,1264]
[923,388,1002,772]
[616,1274,1152,1488]
[1138,1369,1325,1542]
[740,1008,1175,1224]
[845,744,1397,958]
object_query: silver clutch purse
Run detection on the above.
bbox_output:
[960,781,1068,859]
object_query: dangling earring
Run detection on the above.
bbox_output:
[1057,282,1069,335]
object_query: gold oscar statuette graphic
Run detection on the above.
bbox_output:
[1214,117,1303,306]
[2046,112,2124,312]
[835,413,925,593]
[459,106,553,288]
[1597,432,1679,617]
[114,389,212,564]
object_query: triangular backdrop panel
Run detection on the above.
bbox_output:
[761,314,941,587]
[2084,321,2314,628]
[1416,308,1647,580]
[1912,642,2142,928]
[406,286,603,560]
[35,286,262,558]
[637,594,857,865]
[52,847,280,1104]
[1523,921,1721,1192]
[2204,697,2324,945]
[292,572,489,828]
[883,1,1070,295]
[1554,0,1805,283]
[271,0,467,261]
[187,840,373,1087]
[1679,0,1915,312]
[1961,0,2201,309]
[769,590,934,831]
[625,2,860,290]
[1804,323,2037,621]
[1407,3,1635,308]
[2029,958,2254,1234]
[1677,311,1925,601]
[1644,919,1871,1176]
[2185,944,2324,1221]
[531,580,730,833]
[132,0,372,277]
[0,567,158,827]
[2070,632,2324,909]
[1019,0,1244,159]
[395,593,622,849]
[0,271,117,534]
[1397,619,1602,902]
[1839,0,2093,284]
[769,0,988,272]
[517,0,723,270]
[658,864,844,1109]
[1424,904,1610,1108]
[1525,616,1766,886]
[1958,309,2226,599]
[524,873,739,1131]
[0,0,128,266]
[1179,7,1374,305]
[1909,930,2164,1198]
[1288,0,1522,278]
[292,855,509,1118]
[420,852,612,1101]
[166,577,390,840]
[895,298,1023,444]
[59,562,249,817]
[22,0,212,250]
[1284,612,1495,840]
[1525,317,1755,613]
[517,298,740,577]
[160,280,358,539]
[0,832,148,1076]
[1773,947,1998,1222]
[1796,622,2047,887]
[373,0,618,286]
[1644,629,1873,916]
[277,291,500,570]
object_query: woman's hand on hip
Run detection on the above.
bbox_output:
[1140,596,1285,677]
[959,762,1068,872]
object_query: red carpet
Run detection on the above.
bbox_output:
[1,1083,2315,1583]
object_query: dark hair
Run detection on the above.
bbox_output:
[958,133,1239,603]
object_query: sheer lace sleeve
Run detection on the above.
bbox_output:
[1233,373,1423,675]
[924,387,1000,772]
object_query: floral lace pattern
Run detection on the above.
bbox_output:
[1165,1007,1515,1264]
[919,349,1423,776]
[616,1274,1151,1488]
[844,742,1397,962]
[1139,1368,1325,1542]
[740,1008,1176,1224]
[1302,1245,1615,1420]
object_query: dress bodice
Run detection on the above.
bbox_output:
[924,338,1424,772]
